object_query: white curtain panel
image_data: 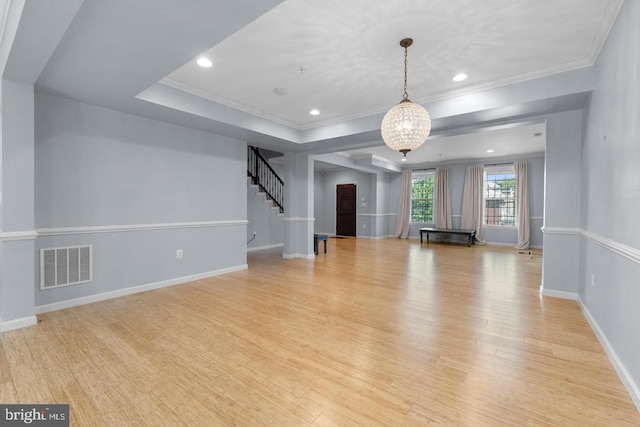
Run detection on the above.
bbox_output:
[515,161,531,249]
[435,168,452,228]
[394,169,412,238]
[461,164,485,245]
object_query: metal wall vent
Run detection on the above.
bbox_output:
[40,245,93,290]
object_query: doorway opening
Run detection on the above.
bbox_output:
[336,183,356,236]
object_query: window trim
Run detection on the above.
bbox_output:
[410,170,436,224]
[483,165,516,228]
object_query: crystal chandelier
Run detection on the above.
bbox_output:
[381,38,431,157]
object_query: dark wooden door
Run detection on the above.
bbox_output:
[336,184,356,236]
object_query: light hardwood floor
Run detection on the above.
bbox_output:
[1,238,639,426]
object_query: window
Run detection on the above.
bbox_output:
[411,171,435,223]
[484,166,516,226]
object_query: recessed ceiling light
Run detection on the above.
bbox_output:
[196,57,213,68]
[401,158,407,162]
[452,73,468,82]
[309,109,320,116]
[487,149,495,153]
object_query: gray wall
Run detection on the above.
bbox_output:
[246,184,283,250]
[372,172,394,238]
[578,0,640,407]
[317,169,370,235]
[387,155,545,246]
[541,110,583,294]
[314,171,326,233]
[315,168,394,237]
[34,93,248,307]
[1,79,36,324]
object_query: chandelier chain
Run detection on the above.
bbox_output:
[381,37,431,157]
[403,45,409,100]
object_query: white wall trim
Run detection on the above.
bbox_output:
[0,231,38,241]
[36,220,248,236]
[0,315,38,333]
[450,215,541,222]
[282,217,315,222]
[0,0,12,47]
[35,265,248,314]
[485,241,517,247]
[540,226,581,235]
[586,0,625,64]
[540,286,578,300]
[484,225,517,231]
[542,227,640,265]
[282,253,315,260]
[482,242,541,250]
[0,0,20,73]
[162,78,300,129]
[578,296,640,412]
[581,229,640,265]
[247,243,283,252]
[357,235,394,240]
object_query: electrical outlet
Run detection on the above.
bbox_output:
[176,249,183,259]
[252,231,257,237]
[362,223,366,229]
[591,273,595,288]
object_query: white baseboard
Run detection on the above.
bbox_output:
[247,243,283,252]
[370,235,395,240]
[578,296,640,412]
[540,286,578,300]
[0,315,38,333]
[35,265,248,314]
[282,253,315,260]
[485,241,516,247]
[356,235,394,240]
[486,242,541,249]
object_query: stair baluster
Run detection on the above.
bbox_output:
[247,146,284,214]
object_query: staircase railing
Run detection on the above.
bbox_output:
[248,146,284,213]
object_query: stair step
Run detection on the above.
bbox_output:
[247,148,284,217]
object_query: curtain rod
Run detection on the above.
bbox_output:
[485,162,514,167]
[411,161,516,171]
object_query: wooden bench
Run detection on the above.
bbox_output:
[420,227,476,247]
[314,234,328,255]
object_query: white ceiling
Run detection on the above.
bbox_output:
[5,0,620,171]
[162,0,620,131]
[335,122,546,167]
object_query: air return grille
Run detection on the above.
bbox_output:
[40,245,93,290]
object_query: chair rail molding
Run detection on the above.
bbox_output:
[542,226,640,266]
[36,220,248,236]
[0,231,38,241]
